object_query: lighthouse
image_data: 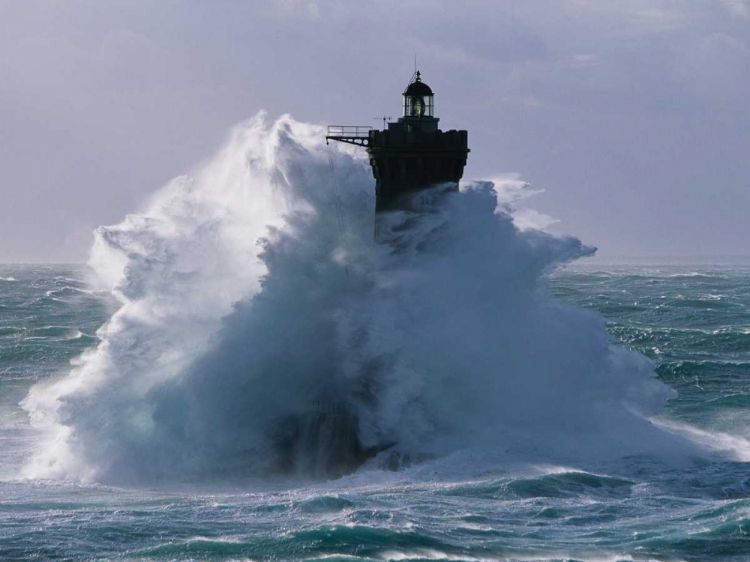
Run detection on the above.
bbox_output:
[275,71,471,478]
[326,71,470,212]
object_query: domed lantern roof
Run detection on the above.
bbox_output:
[402,71,435,118]
[403,72,434,96]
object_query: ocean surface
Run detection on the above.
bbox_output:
[1,262,749,561]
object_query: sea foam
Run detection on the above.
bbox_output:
[21,114,690,484]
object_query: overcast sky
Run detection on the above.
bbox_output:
[1,0,748,262]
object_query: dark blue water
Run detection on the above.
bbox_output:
[1,263,749,561]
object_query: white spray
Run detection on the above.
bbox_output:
[21,114,689,484]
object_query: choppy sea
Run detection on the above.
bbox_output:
[1,262,749,561]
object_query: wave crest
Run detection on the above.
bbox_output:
[21,114,686,484]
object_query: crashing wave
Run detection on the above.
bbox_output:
[21,114,688,484]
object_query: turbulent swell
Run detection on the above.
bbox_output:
[21,114,693,484]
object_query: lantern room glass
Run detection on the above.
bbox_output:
[403,95,434,118]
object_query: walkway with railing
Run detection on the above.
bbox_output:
[326,125,373,147]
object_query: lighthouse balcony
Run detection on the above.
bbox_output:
[326,125,373,147]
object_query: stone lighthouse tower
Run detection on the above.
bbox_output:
[326,71,470,212]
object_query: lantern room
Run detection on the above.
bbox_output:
[402,71,434,118]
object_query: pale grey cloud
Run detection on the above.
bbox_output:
[722,0,750,18]
[0,0,747,262]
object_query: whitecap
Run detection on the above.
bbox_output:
[20,114,696,485]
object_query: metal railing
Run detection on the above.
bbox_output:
[326,125,372,138]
